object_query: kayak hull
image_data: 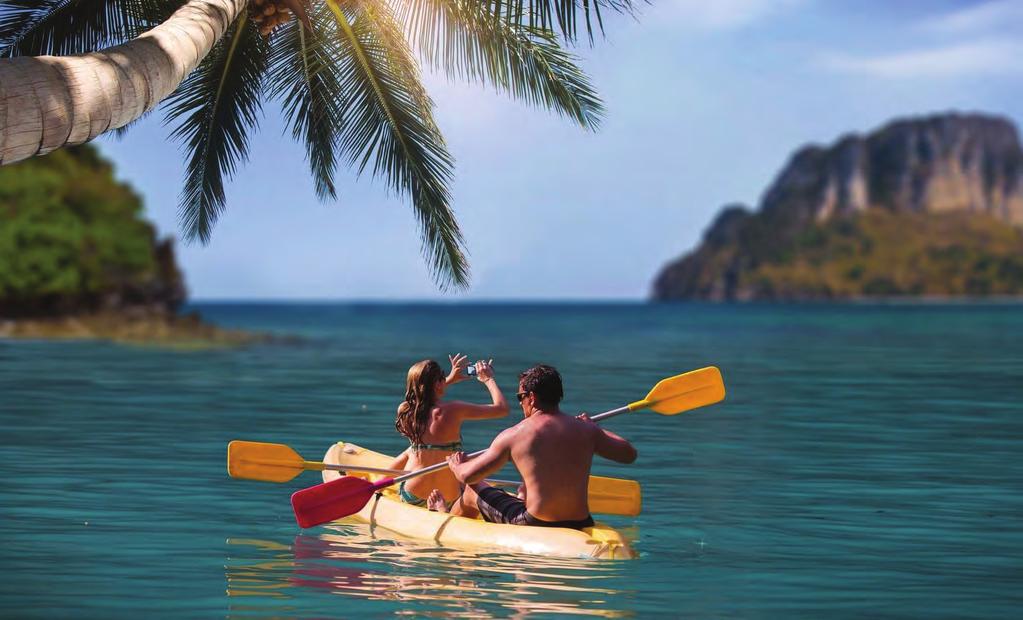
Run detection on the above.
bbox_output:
[323,442,635,560]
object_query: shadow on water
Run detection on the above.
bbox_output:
[225,522,636,618]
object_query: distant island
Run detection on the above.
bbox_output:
[652,112,1023,301]
[0,144,261,347]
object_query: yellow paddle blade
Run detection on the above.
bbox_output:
[588,475,642,516]
[630,366,725,415]
[228,440,316,483]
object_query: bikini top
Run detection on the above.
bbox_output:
[409,435,463,453]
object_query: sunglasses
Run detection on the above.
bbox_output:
[516,391,530,402]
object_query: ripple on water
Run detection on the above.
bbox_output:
[225,523,637,618]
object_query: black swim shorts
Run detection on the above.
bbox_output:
[475,486,594,530]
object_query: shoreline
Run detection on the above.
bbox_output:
[648,295,1023,305]
[0,310,272,349]
[182,296,1023,306]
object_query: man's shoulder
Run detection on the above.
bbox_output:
[526,412,589,437]
[495,418,530,442]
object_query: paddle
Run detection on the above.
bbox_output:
[229,440,521,486]
[227,440,641,516]
[291,366,725,528]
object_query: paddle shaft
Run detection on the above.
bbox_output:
[322,461,520,488]
[243,457,399,477]
[389,403,637,485]
[592,405,632,422]
[391,448,488,484]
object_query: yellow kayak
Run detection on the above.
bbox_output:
[322,442,636,560]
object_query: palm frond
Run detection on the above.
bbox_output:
[164,13,270,243]
[109,107,155,139]
[267,8,344,201]
[399,0,603,130]
[0,0,157,57]
[488,0,635,43]
[326,0,469,289]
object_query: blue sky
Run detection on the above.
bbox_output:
[95,0,1023,300]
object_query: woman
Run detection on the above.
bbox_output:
[389,354,508,516]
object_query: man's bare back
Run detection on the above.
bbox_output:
[447,365,636,528]
[508,410,603,521]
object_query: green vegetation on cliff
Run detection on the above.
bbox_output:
[745,211,1023,299]
[0,144,183,316]
[653,113,1023,301]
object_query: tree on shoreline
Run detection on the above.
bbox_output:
[0,0,631,288]
[0,143,186,317]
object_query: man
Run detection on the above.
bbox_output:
[438,364,637,530]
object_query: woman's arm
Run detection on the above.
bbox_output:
[450,360,509,420]
[388,448,411,471]
[445,353,470,385]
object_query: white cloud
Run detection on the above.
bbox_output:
[819,39,1023,79]
[654,0,805,30]
[818,2,1023,81]
[919,0,1023,34]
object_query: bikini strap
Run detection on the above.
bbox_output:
[409,436,463,452]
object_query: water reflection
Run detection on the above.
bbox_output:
[226,522,635,618]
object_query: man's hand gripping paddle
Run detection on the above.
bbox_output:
[290,366,725,528]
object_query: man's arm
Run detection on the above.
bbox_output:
[447,428,514,484]
[579,414,638,464]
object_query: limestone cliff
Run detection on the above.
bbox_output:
[653,113,1023,301]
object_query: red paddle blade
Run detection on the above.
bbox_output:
[290,476,393,528]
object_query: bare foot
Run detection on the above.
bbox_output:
[516,484,527,501]
[427,489,449,513]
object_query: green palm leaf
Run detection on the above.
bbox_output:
[326,0,469,289]
[489,0,634,42]
[164,14,270,243]
[399,0,603,130]
[267,9,344,201]
[0,0,155,57]
[109,109,154,139]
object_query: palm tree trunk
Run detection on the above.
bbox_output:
[0,0,247,165]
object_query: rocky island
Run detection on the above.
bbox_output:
[653,113,1023,301]
[0,144,262,347]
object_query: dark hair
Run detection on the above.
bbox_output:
[518,364,563,409]
[396,360,446,445]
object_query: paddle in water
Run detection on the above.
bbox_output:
[291,366,725,528]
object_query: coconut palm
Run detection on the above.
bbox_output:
[0,0,633,287]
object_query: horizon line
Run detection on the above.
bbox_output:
[187,297,650,304]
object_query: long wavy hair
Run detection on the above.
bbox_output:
[396,360,445,445]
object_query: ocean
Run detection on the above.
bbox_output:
[1,302,1020,618]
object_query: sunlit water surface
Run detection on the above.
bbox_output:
[1,303,1021,618]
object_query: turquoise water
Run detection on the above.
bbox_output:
[1,303,1021,618]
